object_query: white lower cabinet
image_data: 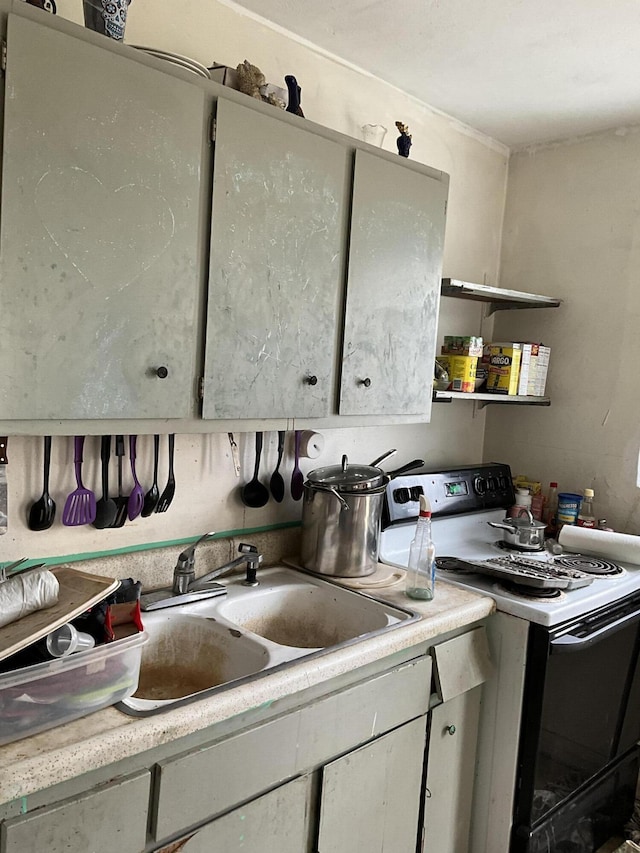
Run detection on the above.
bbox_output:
[0,627,494,853]
[422,689,482,853]
[318,716,427,853]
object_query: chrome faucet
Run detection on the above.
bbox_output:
[141,535,263,612]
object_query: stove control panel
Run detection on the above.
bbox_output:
[382,463,515,527]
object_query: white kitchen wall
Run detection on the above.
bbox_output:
[2,0,509,563]
[484,126,640,534]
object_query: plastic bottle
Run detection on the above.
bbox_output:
[508,488,532,519]
[544,482,559,537]
[405,494,436,601]
[576,489,596,528]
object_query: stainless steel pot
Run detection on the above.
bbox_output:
[487,515,547,551]
[300,451,423,578]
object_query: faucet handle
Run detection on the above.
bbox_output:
[178,531,218,567]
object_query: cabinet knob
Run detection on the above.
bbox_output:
[155,366,169,379]
[446,724,456,736]
[359,377,372,388]
[305,375,318,386]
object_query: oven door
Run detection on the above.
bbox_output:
[512,591,640,853]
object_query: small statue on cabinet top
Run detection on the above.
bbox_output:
[236,60,267,100]
[395,121,412,158]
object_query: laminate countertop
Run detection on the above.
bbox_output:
[0,570,494,805]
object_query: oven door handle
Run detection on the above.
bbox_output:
[551,607,640,653]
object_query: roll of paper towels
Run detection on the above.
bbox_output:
[0,569,59,629]
[558,525,640,566]
[299,431,325,459]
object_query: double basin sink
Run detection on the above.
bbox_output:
[118,566,417,716]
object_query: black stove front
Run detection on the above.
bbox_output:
[511,590,640,853]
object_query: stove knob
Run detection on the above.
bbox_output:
[486,476,497,492]
[393,487,411,504]
[410,486,424,502]
[497,475,506,490]
[473,476,486,496]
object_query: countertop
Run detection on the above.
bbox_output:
[0,573,494,805]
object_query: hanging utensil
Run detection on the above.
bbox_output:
[269,431,286,503]
[241,432,269,508]
[127,435,145,520]
[291,430,304,501]
[62,436,96,526]
[228,433,241,478]
[111,435,129,528]
[92,436,117,529]
[0,437,7,535]
[28,436,56,531]
[141,434,160,517]
[156,434,176,513]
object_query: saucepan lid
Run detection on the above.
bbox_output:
[307,450,397,492]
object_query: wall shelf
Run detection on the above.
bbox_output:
[433,390,551,409]
[440,279,561,315]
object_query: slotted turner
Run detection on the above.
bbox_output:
[62,436,96,526]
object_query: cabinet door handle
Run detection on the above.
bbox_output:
[155,366,169,379]
[446,724,456,736]
[359,377,372,388]
[305,375,318,386]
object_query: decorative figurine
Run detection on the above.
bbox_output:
[285,75,304,117]
[83,0,131,40]
[236,60,267,100]
[395,121,412,158]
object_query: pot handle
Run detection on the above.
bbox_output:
[487,521,518,534]
[369,448,397,468]
[387,459,424,478]
[312,484,350,511]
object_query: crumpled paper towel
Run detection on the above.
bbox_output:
[0,569,59,629]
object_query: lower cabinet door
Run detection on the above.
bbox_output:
[170,775,314,853]
[317,715,427,853]
[422,688,482,853]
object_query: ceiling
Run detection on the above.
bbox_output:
[227,0,640,147]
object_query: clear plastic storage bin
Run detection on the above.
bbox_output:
[0,630,147,745]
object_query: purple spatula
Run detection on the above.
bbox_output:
[62,436,96,526]
[127,435,145,520]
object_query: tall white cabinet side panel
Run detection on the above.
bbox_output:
[339,150,447,416]
[0,14,207,419]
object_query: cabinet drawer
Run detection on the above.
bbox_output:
[154,713,300,841]
[154,654,431,841]
[431,626,492,702]
[1,770,150,853]
[297,654,431,768]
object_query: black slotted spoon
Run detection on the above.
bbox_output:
[142,434,160,517]
[156,434,176,513]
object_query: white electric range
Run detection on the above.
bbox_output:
[379,463,640,628]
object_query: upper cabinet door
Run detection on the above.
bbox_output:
[202,98,349,420]
[339,151,448,417]
[0,15,208,419]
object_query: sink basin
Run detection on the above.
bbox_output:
[118,566,417,716]
[214,574,396,648]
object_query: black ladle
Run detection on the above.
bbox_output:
[27,435,56,531]
[141,434,160,517]
[241,432,270,508]
[269,431,286,503]
[93,435,118,529]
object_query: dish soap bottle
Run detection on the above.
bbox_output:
[577,489,596,528]
[405,495,436,601]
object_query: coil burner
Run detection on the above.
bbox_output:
[495,581,564,600]
[435,556,477,574]
[494,540,544,554]
[554,555,623,577]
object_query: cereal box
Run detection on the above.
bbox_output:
[487,343,522,395]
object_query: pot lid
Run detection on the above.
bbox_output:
[307,454,386,490]
[503,515,546,529]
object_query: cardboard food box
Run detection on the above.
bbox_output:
[438,354,478,393]
[487,343,522,395]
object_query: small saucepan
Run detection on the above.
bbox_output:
[487,515,547,551]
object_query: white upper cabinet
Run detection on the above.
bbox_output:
[202,98,350,420]
[0,14,208,419]
[339,150,447,417]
